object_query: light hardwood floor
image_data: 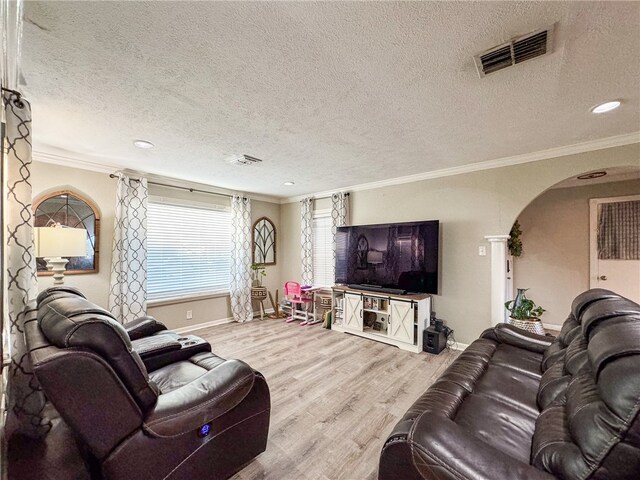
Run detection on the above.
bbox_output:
[196,319,460,480]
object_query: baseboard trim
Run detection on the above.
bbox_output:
[542,322,562,330]
[450,342,470,351]
[173,317,235,334]
[172,308,277,334]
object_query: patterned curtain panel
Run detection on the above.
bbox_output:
[230,195,253,322]
[330,192,349,282]
[108,174,148,324]
[301,197,313,285]
[3,91,51,439]
[598,200,640,260]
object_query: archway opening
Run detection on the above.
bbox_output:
[507,166,640,330]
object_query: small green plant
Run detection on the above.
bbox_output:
[505,292,545,320]
[508,220,523,257]
[251,263,266,287]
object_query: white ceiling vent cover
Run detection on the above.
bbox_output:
[474,24,555,78]
[228,154,263,166]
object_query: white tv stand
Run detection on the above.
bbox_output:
[331,286,431,353]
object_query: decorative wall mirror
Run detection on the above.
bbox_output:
[33,190,100,275]
[252,217,276,265]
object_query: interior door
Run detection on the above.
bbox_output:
[590,196,640,302]
[343,293,363,331]
[388,300,415,344]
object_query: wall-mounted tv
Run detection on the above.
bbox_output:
[335,220,439,294]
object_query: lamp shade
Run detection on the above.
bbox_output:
[367,250,384,264]
[34,226,87,258]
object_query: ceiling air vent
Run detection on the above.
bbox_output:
[474,24,555,78]
[228,154,263,166]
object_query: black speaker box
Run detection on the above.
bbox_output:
[423,327,446,354]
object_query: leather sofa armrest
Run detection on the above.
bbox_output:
[481,323,553,354]
[143,359,255,437]
[125,316,167,340]
[408,413,555,480]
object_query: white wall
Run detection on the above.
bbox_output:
[279,143,640,344]
[32,161,117,308]
[514,178,640,326]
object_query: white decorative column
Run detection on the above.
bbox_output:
[485,235,510,326]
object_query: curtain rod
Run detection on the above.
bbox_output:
[109,173,233,199]
[1,87,21,97]
[301,192,350,202]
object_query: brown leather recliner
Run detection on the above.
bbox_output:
[26,290,270,480]
[36,286,213,372]
[379,289,640,480]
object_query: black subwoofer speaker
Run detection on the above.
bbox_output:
[423,327,446,354]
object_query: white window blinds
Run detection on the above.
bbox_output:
[147,201,231,301]
[313,213,333,287]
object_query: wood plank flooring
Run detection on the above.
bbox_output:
[195,319,460,480]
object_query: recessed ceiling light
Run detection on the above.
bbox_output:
[577,171,607,180]
[283,181,295,186]
[590,101,621,114]
[133,139,154,149]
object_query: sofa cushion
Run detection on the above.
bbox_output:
[37,285,85,309]
[149,352,227,393]
[473,364,540,417]
[570,289,620,321]
[581,297,640,338]
[542,315,581,372]
[531,312,640,479]
[455,393,537,464]
[537,361,570,410]
[38,296,158,412]
[490,343,543,379]
[434,339,496,393]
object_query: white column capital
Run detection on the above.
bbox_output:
[484,235,510,243]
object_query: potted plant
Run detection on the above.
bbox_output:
[251,263,266,287]
[504,288,546,335]
[508,220,523,257]
[250,263,268,301]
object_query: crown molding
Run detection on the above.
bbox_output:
[31,150,281,204]
[32,150,123,174]
[280,132,640,204]
[32,131,639,206]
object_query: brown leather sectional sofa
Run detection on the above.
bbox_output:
[25,287,270,480]
[379,288,640,480]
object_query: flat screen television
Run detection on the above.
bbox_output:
[335,220,439,294]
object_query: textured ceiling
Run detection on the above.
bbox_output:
[21,1,640,197]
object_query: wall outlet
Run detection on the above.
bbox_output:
[478,246,487,256]
[186,310,193,320]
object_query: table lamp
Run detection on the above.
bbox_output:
[367,250,384,275]
[34,224,88,285]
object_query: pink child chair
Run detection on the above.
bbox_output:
[284,281,313,324]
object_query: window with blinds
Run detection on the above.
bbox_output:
[313,213,333,287]
[147,201,231,301]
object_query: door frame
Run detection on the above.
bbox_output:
[589,194,640,288]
